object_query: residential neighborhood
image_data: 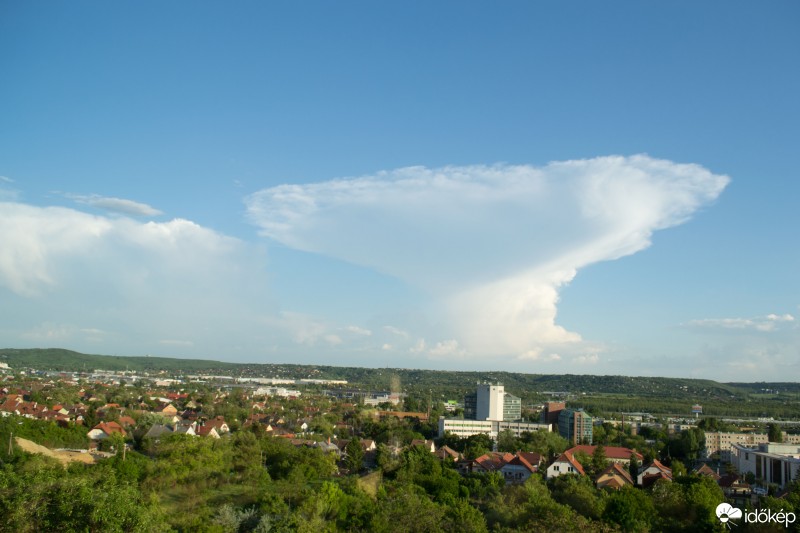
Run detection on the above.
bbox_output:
[2,357,800,532]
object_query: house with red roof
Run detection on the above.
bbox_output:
[546,451,586,479]
[596,463,634,490]
[694,463,721,481]
[434,445,463,462]
[500,452,540,484]
[637,459,672,485]
[565,445,643,465]
[87,421,126,440]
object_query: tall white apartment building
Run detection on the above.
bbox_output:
[476,383,505,421]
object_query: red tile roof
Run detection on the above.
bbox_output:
[553,451,586,475]
[566,445,643,461]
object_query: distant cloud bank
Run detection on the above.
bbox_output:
[687,313,795,332]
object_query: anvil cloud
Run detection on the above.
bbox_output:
[246,155,730,360]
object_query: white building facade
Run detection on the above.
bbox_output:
[476,383,505,421]
[731,442,800,489]
[438,417,551,439]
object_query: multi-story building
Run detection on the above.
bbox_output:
[541,401,565,425]
[463,383,522,422]
[440,383,535,439]
[558,408,593,445]
[438,418,551,439]
[476,383,504,421]
[730,442,800,489]
[704,432,800,461]
[503,393,522,421]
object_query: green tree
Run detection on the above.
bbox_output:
[628,453,640,485]
[678,475,725,532]
[370,486,446,533]
[591,443,609,477]
[603,486,655,532]
[344,438,365,474]
[464,433,492,459]
[672,427,705,460]
[520,430,569,460]
[497,429,520,453]
[671,459,687,477]
[549,474,606,520]
[768,423,783,443]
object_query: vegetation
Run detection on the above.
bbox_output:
[0,361,798,532]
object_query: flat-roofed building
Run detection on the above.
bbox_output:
[558,408,593,445]
[731,442,800,489]
[438,417,551,439]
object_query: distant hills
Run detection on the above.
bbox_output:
[2,348,798,403]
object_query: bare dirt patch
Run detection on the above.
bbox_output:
[14,437,96,465]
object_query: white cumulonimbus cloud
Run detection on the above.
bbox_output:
[246,155,730,359]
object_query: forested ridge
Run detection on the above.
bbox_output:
[2,348,794,399]
[4,348,800,419]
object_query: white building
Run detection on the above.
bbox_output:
[439,417,551,439]
[731,442,800,488]
[254,386,301,397]
[476,383,505,421]
[546,451,585,480]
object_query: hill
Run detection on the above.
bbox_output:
[0,347,785,399]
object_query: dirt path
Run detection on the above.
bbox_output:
[14,437,96,465]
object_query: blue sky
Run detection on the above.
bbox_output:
[1,1,798,381]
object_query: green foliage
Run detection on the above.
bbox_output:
[549,474,606,519]
[464,433,493,460]
[519,430,569,459]
[603,486,655,532]
[0,415,89,449]
[628,453,640,485]
[344,438,365,474]
[591,443,609,477]
[484,475,596,532]
[768,423,783,443]
[667,427,706,461]
[0,457,167,532]
[370,484,446,533]
[648,475,725,532]
[497,429,521,453]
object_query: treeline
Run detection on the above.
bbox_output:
[571,395,800,419]
[0,416,88,449]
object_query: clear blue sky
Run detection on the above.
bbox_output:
[1,1,798,381]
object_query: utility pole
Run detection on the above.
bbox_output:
[8,431,12,456]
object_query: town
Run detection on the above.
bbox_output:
[1,352,798,532]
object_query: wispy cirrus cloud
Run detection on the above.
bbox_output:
[0,176,19,200]
[66,193,163,217]
[246,155,730,364]
[686,313,795,332]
